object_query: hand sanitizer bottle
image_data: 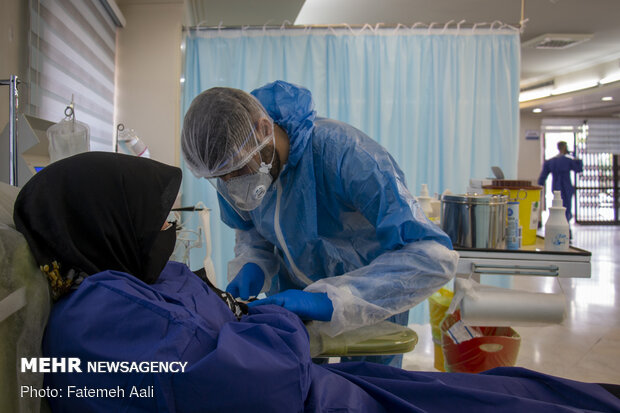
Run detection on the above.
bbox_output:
[417,184,434,218]
[544,191,570,251]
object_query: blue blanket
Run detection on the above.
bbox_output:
[42,262,619,412]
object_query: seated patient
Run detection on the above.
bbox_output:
[14,152,619,412]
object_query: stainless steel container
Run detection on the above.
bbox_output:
[441,194,507,249]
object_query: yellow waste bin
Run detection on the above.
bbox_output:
[483,180,542,245]
[428,288,453,371]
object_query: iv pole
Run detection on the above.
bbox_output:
[0,75,20,186]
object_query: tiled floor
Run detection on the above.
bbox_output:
[403,225,620,385]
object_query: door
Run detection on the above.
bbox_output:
[575,137,619,224]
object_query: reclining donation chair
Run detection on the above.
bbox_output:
[0,182,52,413]
[0,181,417,413]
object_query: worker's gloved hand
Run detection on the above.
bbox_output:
[247,290,333,321]
[225,263,264,300]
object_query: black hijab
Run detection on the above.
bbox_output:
[14,152,182,298]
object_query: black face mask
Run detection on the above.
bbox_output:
[143,222,177,284]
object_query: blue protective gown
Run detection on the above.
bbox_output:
[41,262,620,413]
[538,154,583,220]
[219,81,459,357]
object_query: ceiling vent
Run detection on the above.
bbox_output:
[522,33,592,50]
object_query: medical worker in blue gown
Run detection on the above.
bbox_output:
[538,141,583,222]
[13,152,620,413]
[181,81,459,367]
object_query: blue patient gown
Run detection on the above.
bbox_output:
[43,262,620,412]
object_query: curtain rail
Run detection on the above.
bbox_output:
[183,21,523,33]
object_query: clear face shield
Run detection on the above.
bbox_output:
[207,125,276,217]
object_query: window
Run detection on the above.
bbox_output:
[28,0,124,151]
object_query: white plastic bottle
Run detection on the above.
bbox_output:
[544,191,570,251]
[506,201,520,250]
[417,184,434,218]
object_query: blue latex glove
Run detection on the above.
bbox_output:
[225,263,265,300]
[247,290,333,321]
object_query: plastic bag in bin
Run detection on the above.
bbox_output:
[428,288,454,371]
[428,288,453,342]
[440,310,521,373]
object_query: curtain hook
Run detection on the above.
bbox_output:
[359,23,373,34]
[457,19,466,31]
[490,20,502,30]
[442,20,454,34]
[472,22,487,32]
[392,23,405,35]
[280,20,292,31]
[411,22,426,30]
[195,20,208,30]
[427,22,438,34]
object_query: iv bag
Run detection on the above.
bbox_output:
[47,119,90,163]
[117,129,150,158]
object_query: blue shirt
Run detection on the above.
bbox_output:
[538,154,583,197]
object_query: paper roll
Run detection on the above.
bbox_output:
[459,286,566,327]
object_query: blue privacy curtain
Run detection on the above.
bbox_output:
[180,27,520,290]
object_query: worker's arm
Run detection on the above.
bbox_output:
[218,194,280,295]
[226,228,279,293]
[538,160,551,186]
[304,132,458,337]
[570,158,583,173]
[305,241,457,336]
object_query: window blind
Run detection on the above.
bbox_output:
[28,0,122,151]
[540,118,584,133]
[542,118,620,154]
[586,119,620,154]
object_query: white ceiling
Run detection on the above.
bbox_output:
[295,0,620,87]
[180,0,620,116]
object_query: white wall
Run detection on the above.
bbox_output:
[115,0,183,166]
[518,112,543,183]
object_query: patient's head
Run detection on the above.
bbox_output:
[14,152,182,299]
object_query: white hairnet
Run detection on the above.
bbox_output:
[181,87,273,178]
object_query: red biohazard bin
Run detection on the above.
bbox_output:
[440,311,521,373]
